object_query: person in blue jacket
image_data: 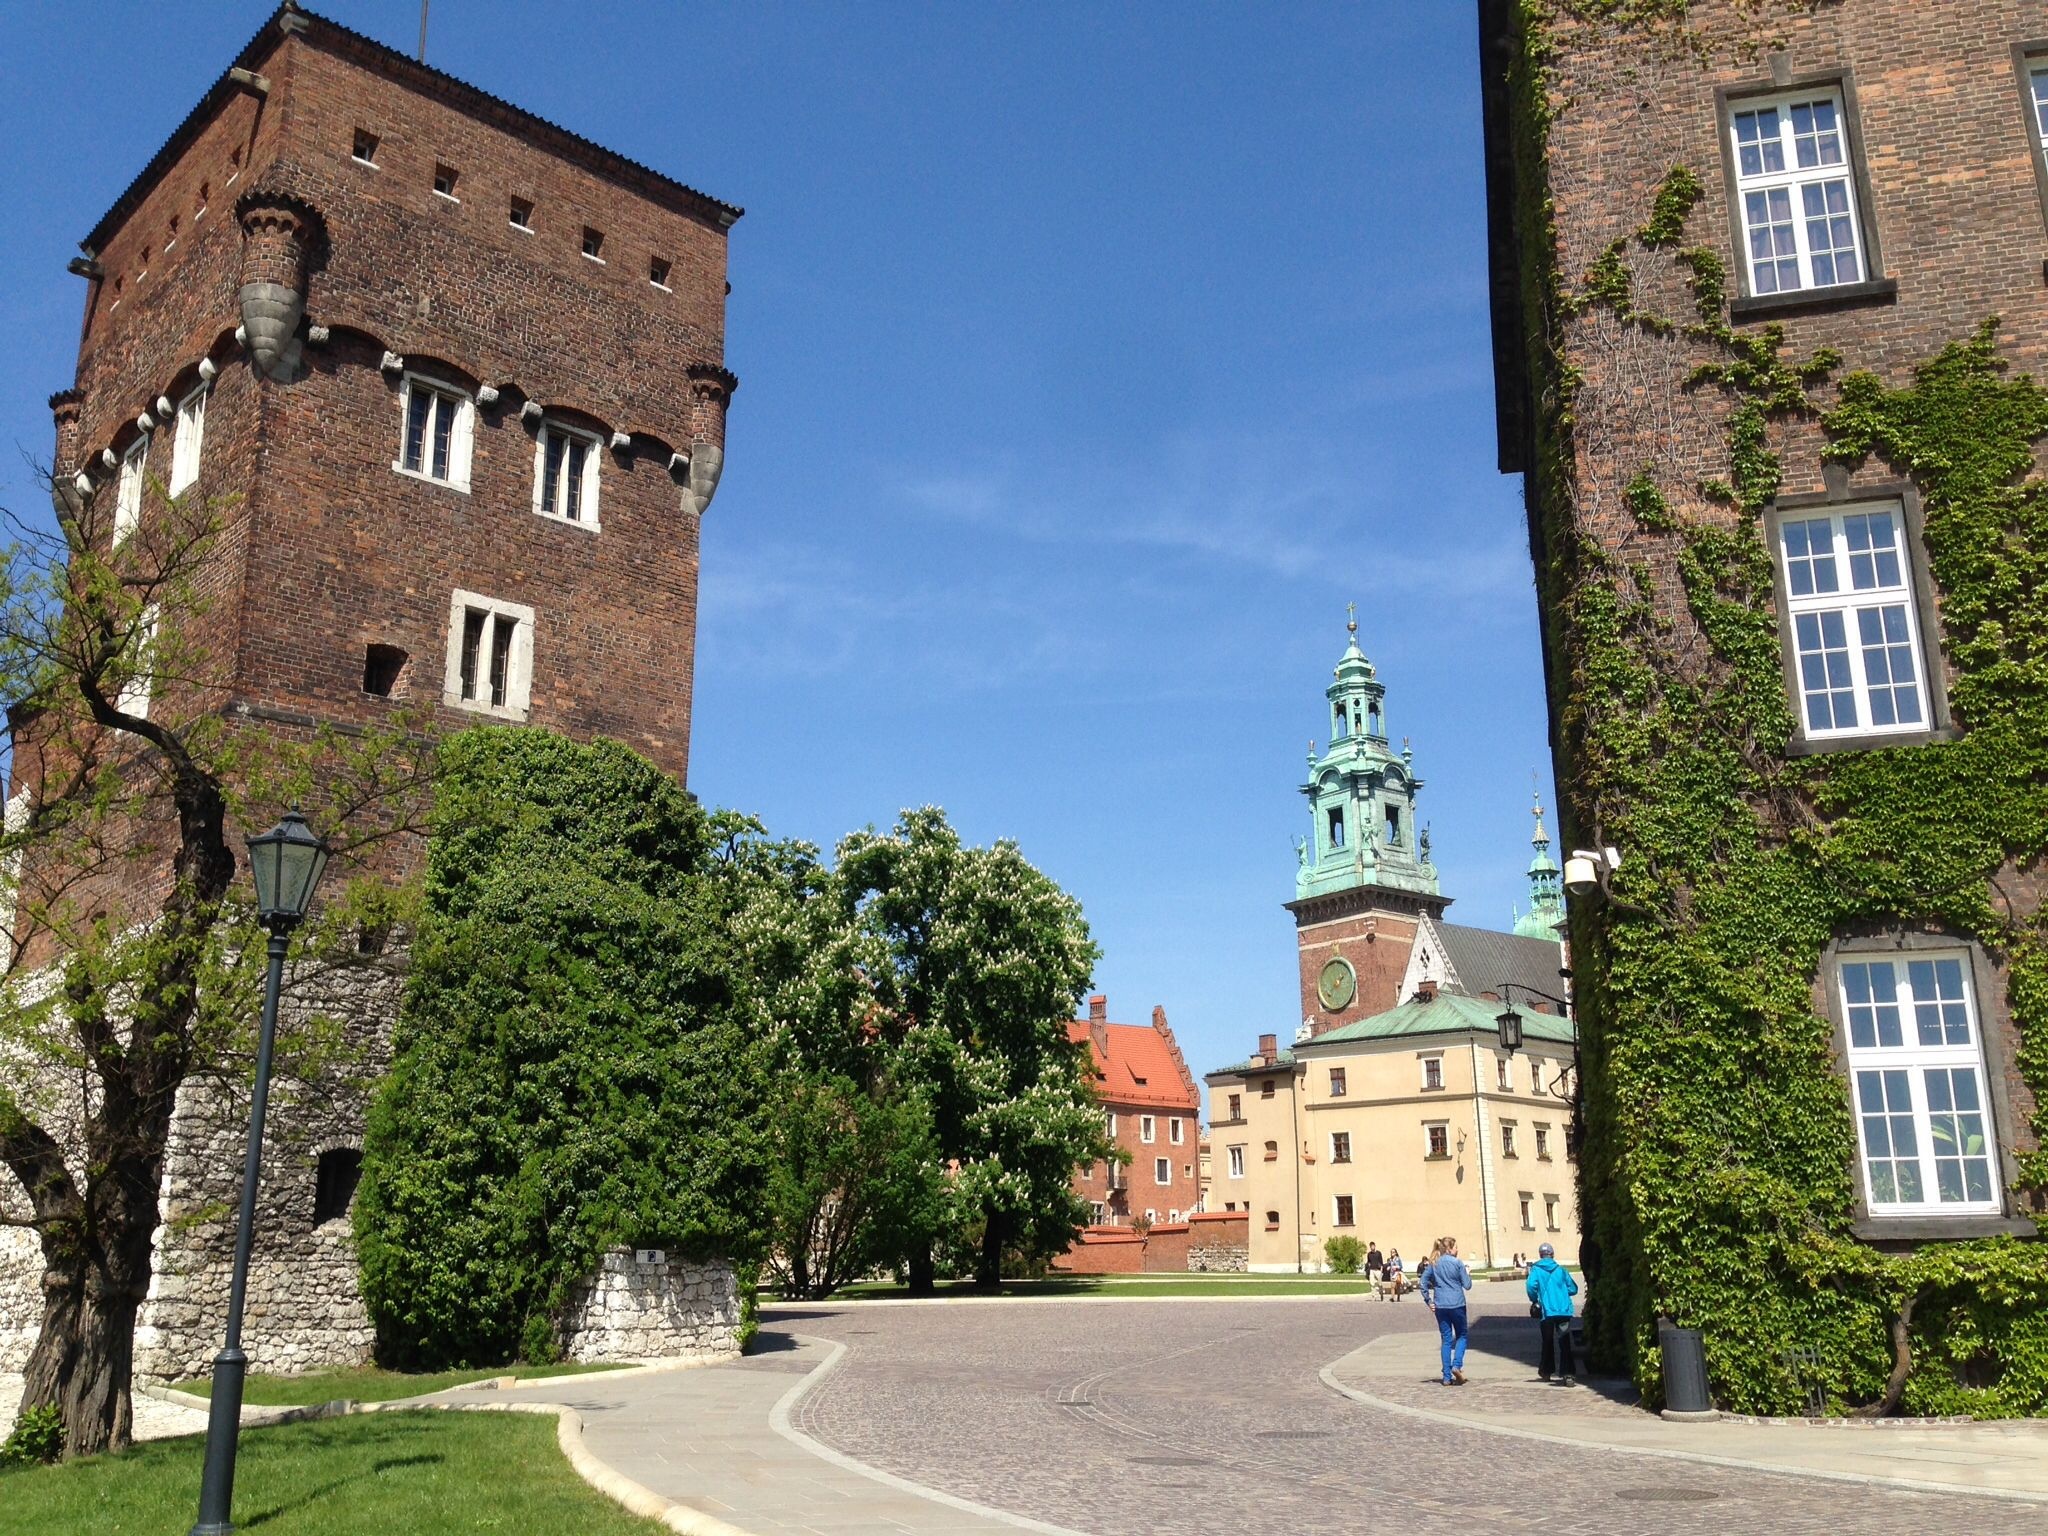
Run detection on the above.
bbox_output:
[1421,1235,1473,1385]
[1525,1241,1580,1385]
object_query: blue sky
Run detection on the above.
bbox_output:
[0,2,1551,1094]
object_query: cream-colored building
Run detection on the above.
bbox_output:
[1204,988,1579,1273]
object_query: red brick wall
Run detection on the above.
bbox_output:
[1073,1101,1202,1223]
[1295,904,1424,1030]
[18,11,735,943]
[1051,1231,1145,1275]
[1525,0,2048,1179]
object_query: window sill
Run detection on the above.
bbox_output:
[1423,1153,1452,1163]
[1729,277,1897,321]
[391,462,470,494]
[1852,1213,2037,1242]
[1787,724,1957,758]
[443,694,530,723]
[434,191,460,205]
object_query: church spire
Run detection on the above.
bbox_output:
[1294,612,1437,902]
[1513,783,1566,938]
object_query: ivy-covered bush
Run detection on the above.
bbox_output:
[1502,2,2048,1416]
[354,728,773,1368]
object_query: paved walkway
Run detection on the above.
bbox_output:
[1326,1311,2048,1503]
[425,1334,1076,1535]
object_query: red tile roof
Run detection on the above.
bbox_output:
[1068,1017,1199,1111]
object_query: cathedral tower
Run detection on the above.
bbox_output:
[1512,792,1566,939]
[1289,614,1446,1035]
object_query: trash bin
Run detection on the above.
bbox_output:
[1659,1324,1711,1414]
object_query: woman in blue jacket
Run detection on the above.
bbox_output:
[1421,1235,1473,1385]
[1525,1242,1580,1384]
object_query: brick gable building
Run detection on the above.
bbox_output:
[1068,995,1203,1226]
[0,3,740,1377]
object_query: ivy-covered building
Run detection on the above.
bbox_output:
[1478,0,2048,1414]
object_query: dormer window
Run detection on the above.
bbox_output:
[1326,806,1345,850]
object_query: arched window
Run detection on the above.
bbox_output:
[1333,702,1348,737]
[314,1148,363,1225]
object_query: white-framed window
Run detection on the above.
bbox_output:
[1169,1117,1184,1144]
[1502,1122,1519,1158]
[1143,1208,1156,1223]
[533,421,601,528]
[1728,90,1868,296]
[1227,1145,1245,1179]
[2030,65,2048,161]
[395,374,475,491]
[443,590,534,721]
[1545,1195,1561,1231]
[1140,1115,1156,1144]
[1424,1121,1450,1159]
[1090,1201,1105,1225]
[1840,952,2000,1215]
[1329,1131,1351,1164]
[1153,1157,1170,1185]
[1333,1194,1355,1227]
[1777,505,1928,739]
[168,385,207,496]
[1105,1111,1117,1138]
[1519,1195,1535,1230]
[1420,1054,1444,1092]
[116,604,160,718]
[1531,1057,1544,1095]
[1535,1124,1552,1160]
[1496,1056,1511,1091]
[114,437,147,546]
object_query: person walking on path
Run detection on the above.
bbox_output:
[1383,1248,1406,1299]
[1526,1241,1580,1385]
[1366,1241,1383,1278]
[1422,1235,1473,1385]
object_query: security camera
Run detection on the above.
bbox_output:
[1565,846,1621,897]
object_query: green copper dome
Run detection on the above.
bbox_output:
[1512,791,1566,938]
[1294,611,1439,901]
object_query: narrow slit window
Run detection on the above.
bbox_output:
[649,256,672,289]
[433,163,459,200]
[489,616,515,707]
[362,643,407,697]
[581,227,605,261]
[314,1149,363,1225]
[509,196,534,231]
[1326,805,1345,850]
[459,608,487,702]
[352,129,379,166]
[1385,804,1401,846]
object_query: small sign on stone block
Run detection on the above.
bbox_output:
[635,1248,666,1266]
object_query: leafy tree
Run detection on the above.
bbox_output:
[354,729,776,1366]
[0,469,431,1455]
[832,808,1108,1289]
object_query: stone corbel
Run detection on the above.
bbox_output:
[154,395,173,419]
[679,441,724,518]
[520,400,544,426]
[476,385,500,408]
[236,189,324,382]
[380,351,405,374]
[136,411,156,434]
[609,430,632,453]
[306,325,330,345]
[197,357,219,383]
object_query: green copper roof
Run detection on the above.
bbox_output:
[1307,991,1576,1048]
[1512,791,1566,939]
[1205,1051,1295,1079]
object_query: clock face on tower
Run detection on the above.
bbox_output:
[1318,957,1357,1011]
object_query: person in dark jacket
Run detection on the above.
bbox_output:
[1525,1242,1581,1384]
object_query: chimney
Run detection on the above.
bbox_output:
[1089,995,1108,1024]
[1087,993,1108,1056]
[1258,1032,1277,1063]
[1415,979,1438,1003]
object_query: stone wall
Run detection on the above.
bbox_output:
[559,1249,740,1363]
[1186,1212,1249,1272]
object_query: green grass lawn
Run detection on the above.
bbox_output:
[170,1360,629,1406]
[0,1410,660,1534]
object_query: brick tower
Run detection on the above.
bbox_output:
[1287,616,1448,1036]
[0,3,741,1380]
[47,1,736,786]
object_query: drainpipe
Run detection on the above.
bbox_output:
[1291,1059,1304,1274]
[1468,1038,1498,1269]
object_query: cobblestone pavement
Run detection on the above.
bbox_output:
[780,1298,2048,1536]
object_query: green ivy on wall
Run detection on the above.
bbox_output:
[1505,1,2048,1416]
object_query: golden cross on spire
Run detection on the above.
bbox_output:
[1346,601,1357,636]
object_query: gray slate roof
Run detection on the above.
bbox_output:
[1436,920,1565,1007]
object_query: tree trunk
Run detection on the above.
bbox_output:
[21,1266,139,1458]
[1853,1295,1917,1418]
[906,1244,935,1295]
[974,1213,1003,1290]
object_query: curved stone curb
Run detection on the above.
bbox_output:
[762,1290,1385,1310]
[137,1380,341,1427]
[767,1335,1095,1536]
[1318,1340,2048,1507]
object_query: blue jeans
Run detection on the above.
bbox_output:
[1436,1306,1469,1382]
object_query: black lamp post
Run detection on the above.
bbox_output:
[190,809,330,1536]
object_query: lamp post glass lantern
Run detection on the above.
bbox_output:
[189,809,330,1536]
[1496,1002,1524,1055]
